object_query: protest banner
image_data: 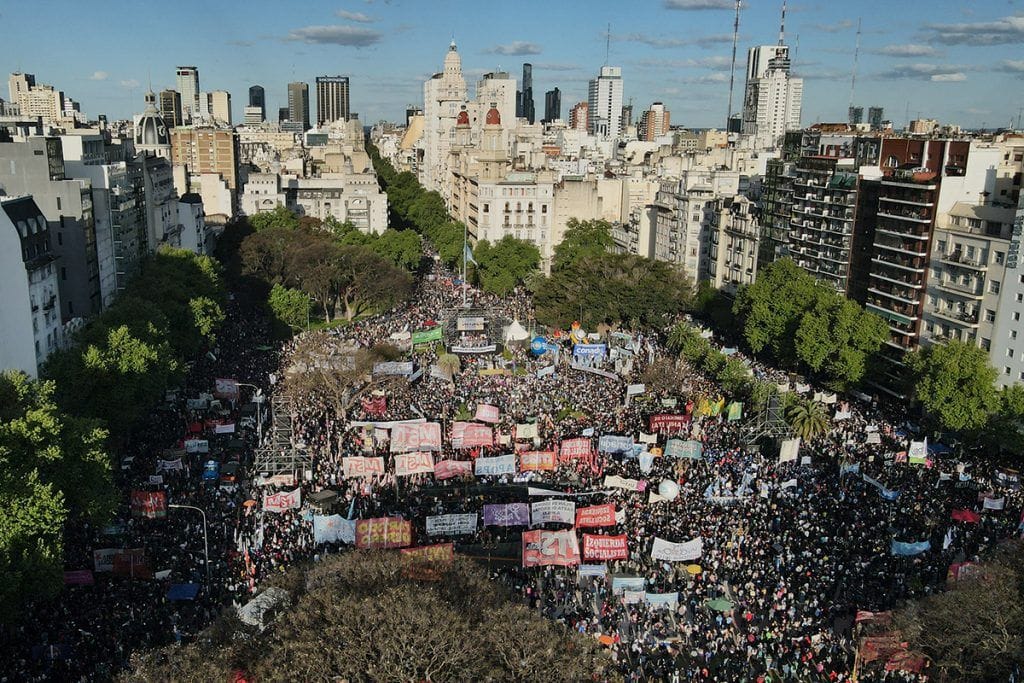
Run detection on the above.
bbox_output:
[482,503,530,527]
[530,499,576,526]
[361,396,387,416]
[891,539,930,556]
[148,475,164,485]
[111,548,152,579]
[579,564,608,577]
[582,534,629,561]
[604,475,644,492]
[983,496,1006,510]
[451,422,493,448]
[214,423,236,434]
[130,491,167,519]
[157,458,184,472]
[184,439,209,454]
[665,439,702,460]
[644,592,679,609]
[434,459,473,480]
[951,508,981,523]
[576,503,617,528]
[651,537,703,562]
[474,404,501,423]
[373,362,415,376]
[727,402,743,422]
[394,452,435,477]
[610,575,646,593]
[390,422,442,453]
[778,438,801,464]
[626,383,645,396]
[213,377,239,401]
[515,423,539,440]
[536,364,556,378]
[474,454,516,476]
[426,513,478,536]
[648,414,690,433]
[573,343,607,359]
[342,457,386,479]
[93,548,120,573]
[560,437,592,461]
[456,316,486,331]
[264,488,302,513]
[623,590,644,604]
[597,435,634,454]
[519,450,557,471]
[412,327,444,345]
[522,529,581,567]
[400,543,454,563]
[355,517,412,549]
[312,515,357,545]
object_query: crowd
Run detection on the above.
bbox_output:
[3,252,1022,682]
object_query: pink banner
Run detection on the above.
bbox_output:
[649,414,691,433]
[434,459,473,480]
[64,569,95,586]
[355,517,412,549]
[582,534,629,561]
[343,456,386,478]
[264,487,302,512]
[390,422,442,453]
[395,452,435,477]
[560,438,592,461]
[576,503,617,528]
[520,450,557,471]
[522,529,581,567]
[452,422,493,448]
[474,404,501,423]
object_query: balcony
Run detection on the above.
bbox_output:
[869,286,918,306]
[871,255,925,273]
[927,306,979,327]
[877,209,932,223]
[935,279,984,298]
[875,223,929,240]
[871,270,922,289]
[939,251,986,271]
[879,194,935,208]
[875,237,927,257]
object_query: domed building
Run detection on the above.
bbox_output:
[133,91,171,158]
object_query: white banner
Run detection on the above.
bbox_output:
[390,422,442,453]
[650,537,703,562]
[214,423,236,434]
[264,487,302,513]
[638,432,657,444]
[778,438,801,464]
[184,439,209,454]
[426,513,478,536]
[604,475,644,492]
[626,383,646,396]
[343,457,385,478]
[394,452,435,477]
[983,496,1005,510]
[530,499,576,526]
[516,423,539,440]
[474,454,516,476]
[537,365,556,378]
[312,515,356,544]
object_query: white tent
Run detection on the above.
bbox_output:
[504,319,530,343]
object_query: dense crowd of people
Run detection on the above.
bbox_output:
[3,252,1022,682]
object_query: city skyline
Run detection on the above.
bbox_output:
[2,0,1022,129]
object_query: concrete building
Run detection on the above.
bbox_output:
[868,107,884,130]
[990,196,1024,387]
[243,107,264,126]
[544,88,561,124]
[241,170,388,234]
[421,42,468,192]
[706,195,759,294]
[316,76,350,126]
[133,91,172,159]
[175,66,200,121]
[569,102,588,132]
[159,89,182,129]
[248,85,266,122]
[740,45,802,149]
[475,71,517,138]
[516,63,535,124]
[170,126,239,191]
[639,102,671,141]
[0,196,62,377]
[587,66,623,139]
[287,82,310,132]
[210,90,232,126]
[908,118,939,135]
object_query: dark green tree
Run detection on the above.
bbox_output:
[248,204,300,232]
[552,218,614,270]
[905,340,998,433]
[473,236,540,296]
[371,229,423,271]
[268,284,313,331]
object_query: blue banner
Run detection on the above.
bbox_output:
[573,343,607,359]
[598,435,634,454]
[891,539,930,556]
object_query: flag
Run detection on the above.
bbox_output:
[464,243,477,265]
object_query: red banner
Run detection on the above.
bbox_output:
[522,529,581,567]
[951,508,981,523]
[560,438,592,461]
[474,404,501,423]
[130,491,167,519]
[520,450,557,471]
[434,459,473,480]
[582,534,629,561]
[576,503,617,528]
[649,414,691,433]
[112,549,153,579]
[361,396,387,416]
[355,517,412,549]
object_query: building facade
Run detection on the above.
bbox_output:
[316,76,350,126]
[287,82,310,131]
[740,45,802,150]
[587,66,623,139]
[175,66,200,121]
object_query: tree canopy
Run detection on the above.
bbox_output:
[552,218,616,270]
[123,552,614,682]
[905,339,999,433]
[472,236,540,296]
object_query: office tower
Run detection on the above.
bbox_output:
[210,90,231,126]
[740,45,802,149]
[159,89,182,128]
[639,102,671,141]
[287,82,310,131]
[848,106,864,125]
[420,42,468,191]
[868,106,884,130]
[405,105,422,126]
[278,107,289,123]
[7,72,35,109]
[315,75,350,126]
[569,101,588,131]
[519,63,534,124]
[621,103,633,130]
[248,85,265,122]
[543,88,561,123]
[587,66,623,139]
[175,66,199,121]
[243,107,263,125]
[170,126,239,190]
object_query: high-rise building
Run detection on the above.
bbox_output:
[7,72,35,109]
[587,66,623,139]
[517,63,534,124]
[421,42,468,192]
[287,82,310,131]
[170,126,239,191]
[210,90,231,126]
[248,85,265,122]
[569,101,588,131]
[405,105,422,127]
[315,76,350,126]
[243,107,263,125]
[848,106,864,125]
[543,88,561,123]
[639,102,671,141]
[159,89,182,129]
[740,45,802,149]
[868,106,884,130]
[175,66,200,121]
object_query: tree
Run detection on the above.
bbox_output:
[983,383,1024,454]
[371,229,423,271]
[552,218,614,270]
[248,204,300,232]
[473,236,540,296]
[905,340,998,433]
[785,398,830,442]
[436,353,461,379]
[123,552,613,682]
[0,371,118,621]
[268,284,312,331]
[793,296,888,391]
[334,245,413,321]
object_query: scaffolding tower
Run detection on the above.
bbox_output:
[252,394,312,476]
[742,393,791,443]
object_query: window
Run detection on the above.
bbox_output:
[483,204,489,213]
[986,309,996,323]
[1008,348,1015,358]
[995,251,1005,265]
[966,245,976,259]
[542,205,548,214]
[1016,312,1022,322]
[936,240,946,253]
[1017,293,1024,303]
[990,280,1001,294]
[56,197,62,210]
[1005,367,1012,375]
[1013,330,1019,340]
[981,338,991,350]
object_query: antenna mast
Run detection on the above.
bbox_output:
[726,0,742,129]
[778,0,786,45]
[849,18,861,116]
[605,24,611,66]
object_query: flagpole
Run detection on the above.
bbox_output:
[462,220,468,308]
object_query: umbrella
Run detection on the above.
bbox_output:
[686,564,702,575]
[705,598,734,612]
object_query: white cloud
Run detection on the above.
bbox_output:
[119,79,140,88]
[930,73,966,82]
[335,9,374,22]
[485,41,542,56]
[872,44,939,57]
[89,70,109,81]
[286,25,382,46]
[663,0,734,9]
[925,14,1024,46]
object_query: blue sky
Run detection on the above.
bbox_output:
[3,0,1022,129]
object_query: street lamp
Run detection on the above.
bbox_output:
[168,504,210,586]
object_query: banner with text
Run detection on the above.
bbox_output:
[452,422,493,448]
[475,454,516,476]
[394,452,435,477]
[483,503,530,527]
[355,517,412,549]
[530,499,576,526]
[651,537,703,562]
[390,422,442,453]
[264,487,302,513]
[343,456,386,479]
[520,450,557,471]
[426,513,478,536]
[583,534,629,561]
[598,435,634,454]
[474,404,501,423]
[313,515,357,545]
[576,503,617,528]
[434,459,473,480]
[522,529,581,567]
